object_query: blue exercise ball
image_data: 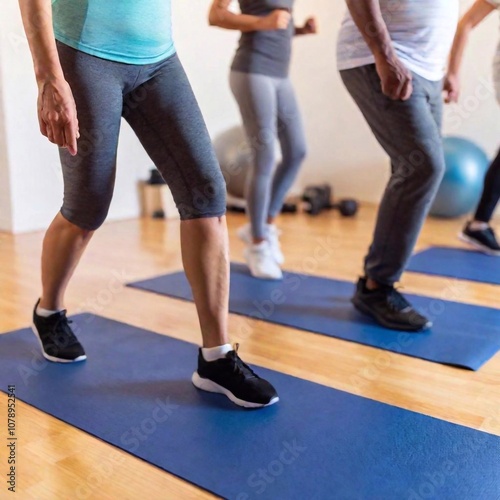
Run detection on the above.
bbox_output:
[430,137,489,218]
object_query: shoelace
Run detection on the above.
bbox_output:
[227,344,258,380]
[53,314,79,346]
[485,227,497,239]
[383,287,411,313]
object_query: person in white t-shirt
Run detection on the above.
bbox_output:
[336,1,459,332]
[444,0,500,256]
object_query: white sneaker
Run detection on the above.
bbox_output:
[267,225,285,265]
[237,224,285,265]
[244,241,283,280]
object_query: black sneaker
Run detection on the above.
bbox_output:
[192,344,279,408]
[351,278,431,332]
[32,300,87,363]
[459,222,500,256]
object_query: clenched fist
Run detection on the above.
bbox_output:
[301,17,317,34]
[375,54,413,101]
[260,9,291,30]
[38,77,80,155]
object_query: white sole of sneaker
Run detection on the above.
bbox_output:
[246,268,283,280]
[458,233,500,257]
[191,372,279,409]
[31,323,87,364]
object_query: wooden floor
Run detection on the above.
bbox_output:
[0,204,499,499]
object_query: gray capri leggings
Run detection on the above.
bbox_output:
[230,70,306,240]
[57,41,226,230]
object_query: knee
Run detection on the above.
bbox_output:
[176,170,227,221]
[393,147,445,188]
[55,212,96,242]
[61,197,111,232]
[286,143,307,165]
[420,153,446,186]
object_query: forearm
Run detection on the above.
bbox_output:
[345,0,394,61]
[18,0,63,82]
[209,8,263,32]
[447,21,472,76]
[448,0,495,76]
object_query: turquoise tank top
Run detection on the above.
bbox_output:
[52,0,175,65]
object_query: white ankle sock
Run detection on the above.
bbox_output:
[202,343,232,362]
[469,221,489,231]
[36,305,62,318]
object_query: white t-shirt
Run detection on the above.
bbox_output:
[337,1,459,81]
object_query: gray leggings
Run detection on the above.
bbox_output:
[230,71,306,240]
[57,41,226,230]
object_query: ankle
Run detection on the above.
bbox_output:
[36,302,64,318]
[38,297,63,312]
[201,343,232,362]
[365,278,380,291]
[252,237,266,245]
[469,220,489,231]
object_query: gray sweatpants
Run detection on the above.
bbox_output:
[57,41,226,230]
[230,70,307,240]
[340,65,445,285]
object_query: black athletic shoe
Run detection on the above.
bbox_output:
[192,345,279,408]
[459,222,500,256]
[351,278,431,332]
[32,300,87,363]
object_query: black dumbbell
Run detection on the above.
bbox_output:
[152,209,165,219]
[281,202,298,214]
[331,199,359,217]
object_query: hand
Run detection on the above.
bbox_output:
[301,17,317,35]
[37,77,79,155]
[443,73,460,104]
[375,54,413,101]
[260,9,291,30]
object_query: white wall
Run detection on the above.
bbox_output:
[0,45,12,232]
[1,0,499,233]
[0,1,153,233]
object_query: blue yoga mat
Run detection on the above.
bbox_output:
[408,246,500,285]
[128,264,500,370]
[1,314,499,499]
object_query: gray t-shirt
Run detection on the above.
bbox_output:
[231,0,295,78]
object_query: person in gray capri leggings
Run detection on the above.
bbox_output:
[209,0,317,280]
[19,0,278,409]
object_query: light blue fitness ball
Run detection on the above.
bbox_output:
[430,137,489,219]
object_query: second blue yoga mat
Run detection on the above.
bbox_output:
[128,264,500,370]
[407,246,500,285]
[0,314,499,499]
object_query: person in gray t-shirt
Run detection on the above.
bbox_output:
[209,0,317,280]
